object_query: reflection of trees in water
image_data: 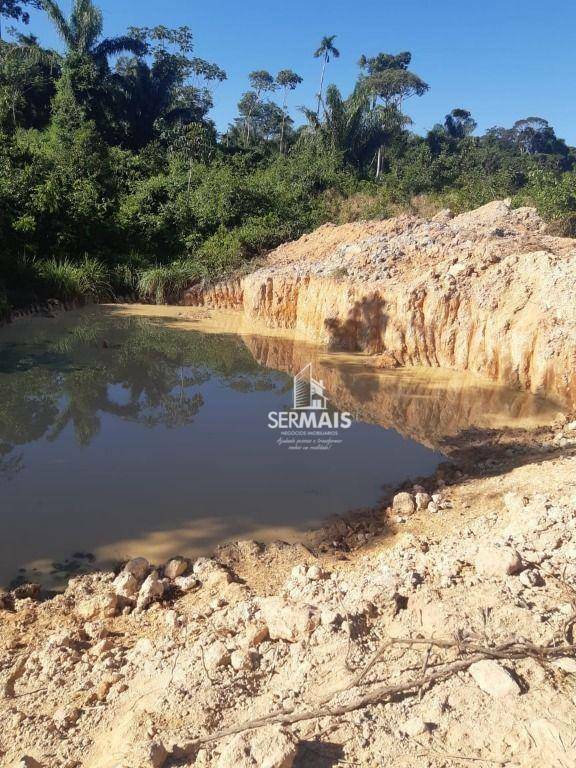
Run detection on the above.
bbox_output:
[0,314,284,475]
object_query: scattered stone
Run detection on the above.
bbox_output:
[400,717,428,737]
[259,598,320,642]
[112,571,139,599]
[230,649,258,671]
[124,557,150,580]
[76,591,118,620]
[474,546,522,578]
[137,571,165,610]
[174,575,200,592]
[204,640,230,672]
[392,492,416,516]
[164,557,189,580]
[215,724,297,768]
[552,657,576,674]
[415,492,431,511]
[469,660,521,698]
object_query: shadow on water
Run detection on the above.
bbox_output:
[0,304,565,588]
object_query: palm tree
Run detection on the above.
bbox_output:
[313,35,339,116]
[40,0,145,68]
[301,84,383,169]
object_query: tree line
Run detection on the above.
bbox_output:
[0,0,574,317]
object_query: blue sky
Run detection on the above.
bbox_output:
[17,0,576,144]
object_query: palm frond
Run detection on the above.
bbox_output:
[93,35,147,61]
[39,0,74,49]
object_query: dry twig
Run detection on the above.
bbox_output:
[186,635,576,748]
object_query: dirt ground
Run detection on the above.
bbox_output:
[2,411,576,768]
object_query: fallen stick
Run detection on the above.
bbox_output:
[186,637,576,748]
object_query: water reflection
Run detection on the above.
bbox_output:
[0,305,559,588]
[0,310,284,478]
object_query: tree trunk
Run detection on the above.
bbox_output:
[317,56,327,116]
[280,89,287,154]
[376,146,382,179]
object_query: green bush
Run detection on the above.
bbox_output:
[137,260,206,304]
[37,257,112,302]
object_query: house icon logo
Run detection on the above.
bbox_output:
[293,363,329,410]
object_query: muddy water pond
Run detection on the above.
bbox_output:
[0,305,559,588]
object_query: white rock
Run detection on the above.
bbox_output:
[216,725,297,768]
[164,557,188,580]
[75,591,118,620]
[112,571,139,598]
[174,575,200,592]
[392,492,416,516]
[204,640,230,671]
[123,557,150,580]
[137,571,165,609]
[230,649,258,671]
[306,565,323,581]
[469,660,521,698]
[415,492,431,511]
[259,598,320,642]
[400,717,428,737]
[552,657,576,674]
[129,741,168,768]
[474,546,522,578]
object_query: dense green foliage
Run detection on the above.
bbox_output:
[0,0,574,313]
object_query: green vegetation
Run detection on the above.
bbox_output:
[0,0,574,314]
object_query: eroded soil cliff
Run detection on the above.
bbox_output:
[184,200,576,405]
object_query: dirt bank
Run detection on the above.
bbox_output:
[184,200,576,406]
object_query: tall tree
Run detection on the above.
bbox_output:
[0,33,59,129]
[301,84,385,170]
[40,0,145,67]
[276,68,301,154]
[314,35,339,116]
[241,69,276,143]
[116,26,225,150]
[358,51,428,177]
[444,108,476,139]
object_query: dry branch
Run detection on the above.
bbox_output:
[186,636,576,748]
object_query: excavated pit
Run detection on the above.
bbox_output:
[183,200,576,407]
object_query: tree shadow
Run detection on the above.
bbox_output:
[324,292,388,353]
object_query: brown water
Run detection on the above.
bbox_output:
[0,305,559,588]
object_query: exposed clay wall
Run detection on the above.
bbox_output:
[184,201,576,406]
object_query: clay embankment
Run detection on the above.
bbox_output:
[184,200,576,406]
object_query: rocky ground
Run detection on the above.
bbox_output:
[3,414,576,768]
